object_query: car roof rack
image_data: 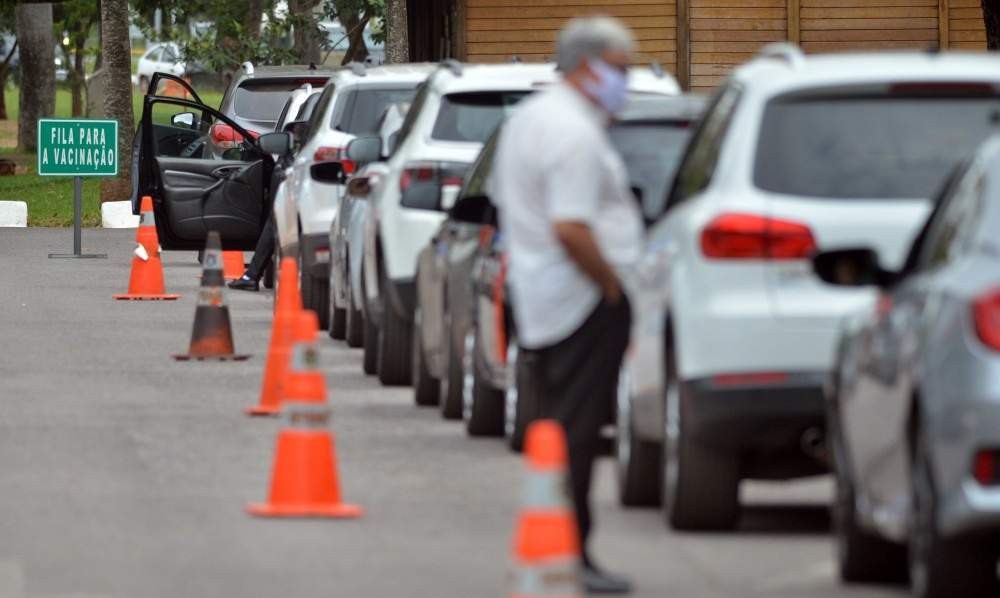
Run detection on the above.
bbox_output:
[349,62,367,76]
[241,61,255,75]
[441,59,463,77]
[756,43,805,68]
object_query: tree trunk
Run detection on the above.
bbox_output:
[289,0,322,64]
[339,7,370,65]
[101,0,134,203]
[244,0,263,41]
[71,34,86,117]
[385,0,409,64]
[0,41,18,121]
[984,1,1000,50]
[15,3,56,153]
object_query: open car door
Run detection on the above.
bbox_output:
[136,72,272,251]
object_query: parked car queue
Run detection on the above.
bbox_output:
[133,46,1000,598]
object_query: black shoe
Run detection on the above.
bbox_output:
[582,565,633,595]
[228,275,259,292]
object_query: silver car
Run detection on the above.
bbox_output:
[814,139,1000,598]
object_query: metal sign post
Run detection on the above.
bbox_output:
[38,118,118,259]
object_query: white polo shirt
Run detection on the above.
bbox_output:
[493,82,643,350]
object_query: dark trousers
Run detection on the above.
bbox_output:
[530,297,631,564]
[245,215,276,280]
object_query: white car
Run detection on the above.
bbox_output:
[273,63,435,329]
[359,62,566,386]
[617,45,1000,530]
[135,42,185,91]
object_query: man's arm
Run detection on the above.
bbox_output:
[553,221,622,304]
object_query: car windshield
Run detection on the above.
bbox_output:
[754,95,1000,199]
[233,81,307,122]
[432,91,529,143]
[610,122,695,220]
[333,87,418,135]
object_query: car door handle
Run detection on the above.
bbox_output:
[212,165,242,179]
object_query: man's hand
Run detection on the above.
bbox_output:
[552,221,623,305]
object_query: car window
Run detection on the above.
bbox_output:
[609,121,695,222]
[146,48,162,62]
[162,45,178,63]
[462,133,499,199]
[303,85,336,144]
[297,93,321,121]
[914,166,986,271]
[665,83,742,210]
[233,81,307,122]
[332,86,419,135]
[431,92,528,143]
[394,80,431,149]
[755,95,1000,199]
[147,99,258,161]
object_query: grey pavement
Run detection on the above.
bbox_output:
[0,228,906,598]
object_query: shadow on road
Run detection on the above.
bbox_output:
[737,504,831,536]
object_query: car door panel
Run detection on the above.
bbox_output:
[156,157,263,248]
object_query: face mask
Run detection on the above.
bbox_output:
[582,58,628,115]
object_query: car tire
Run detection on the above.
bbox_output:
[301,266,330,331]
[328,272,347,340]
[616,365,662,507]
[412,301,440,406]
[464,329,505,437]
[909,430,998,598]
[507,343,540,453]
[438,314,464,420]
[661,344,740,531]
[376,271,413,386]
[345,284,364,348]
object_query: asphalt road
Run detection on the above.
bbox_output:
[0,228,907,598]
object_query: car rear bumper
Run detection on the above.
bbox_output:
[301,233,331,279]
[685,373,828,479]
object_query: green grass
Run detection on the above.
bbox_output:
[0,86,224,227]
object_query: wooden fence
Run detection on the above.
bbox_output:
[457,0,987,91]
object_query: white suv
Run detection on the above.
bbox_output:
[361,62,565,385]
[273,63,434,328]
[618,45,1000,530]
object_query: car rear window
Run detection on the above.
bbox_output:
[754,95,1000,199]
[610,122,695,220]
[233,81,320,122]
[431,92,529,143]
[332,86,418,135]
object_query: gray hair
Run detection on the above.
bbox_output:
[557,16,635,72]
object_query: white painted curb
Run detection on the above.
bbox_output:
[101,200,139,228]
[0,201,27,227]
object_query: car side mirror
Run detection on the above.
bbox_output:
[346,136,382,166]
[259,131,293,157]
[311,161,344,184]
[449,194,496,226]
[283,119,307,140]
[813,248,896,288]
[171,112,195,128]
[347,175,373,198]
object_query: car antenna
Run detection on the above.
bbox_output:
[308,62,317,71]
[241,61,254,75]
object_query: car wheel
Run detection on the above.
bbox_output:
[661,344,740,531]
[345,282,364,348]
[412,301,440,406]
[909,430,998,598]
[328,268,347,340]
[376,270,413,386]
[829,398,907,583]
[464,328,504,437]
[438,313,464,420]
[301,265,330,331]
[616,364,662,507]
[508,343,540,453]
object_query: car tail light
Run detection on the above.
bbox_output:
[889,82,996,97]
[209,123,258,149]
[701,213,816,260]
[973,288,1000,351]
[399,161,468,210]
[313,146,342,163]
[973,450,1000,485]
[712,372,788,387]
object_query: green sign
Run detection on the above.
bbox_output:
[37,118,118,177]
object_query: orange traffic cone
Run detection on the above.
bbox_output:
[247,310,363,519]
[113,196,180,301]
[246,257,303,416]
[508,420,583,598]
[278,310,327,405]
[174,231,250,361]
[223,251,244,281]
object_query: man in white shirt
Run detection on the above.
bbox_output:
[494,16,642,595]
